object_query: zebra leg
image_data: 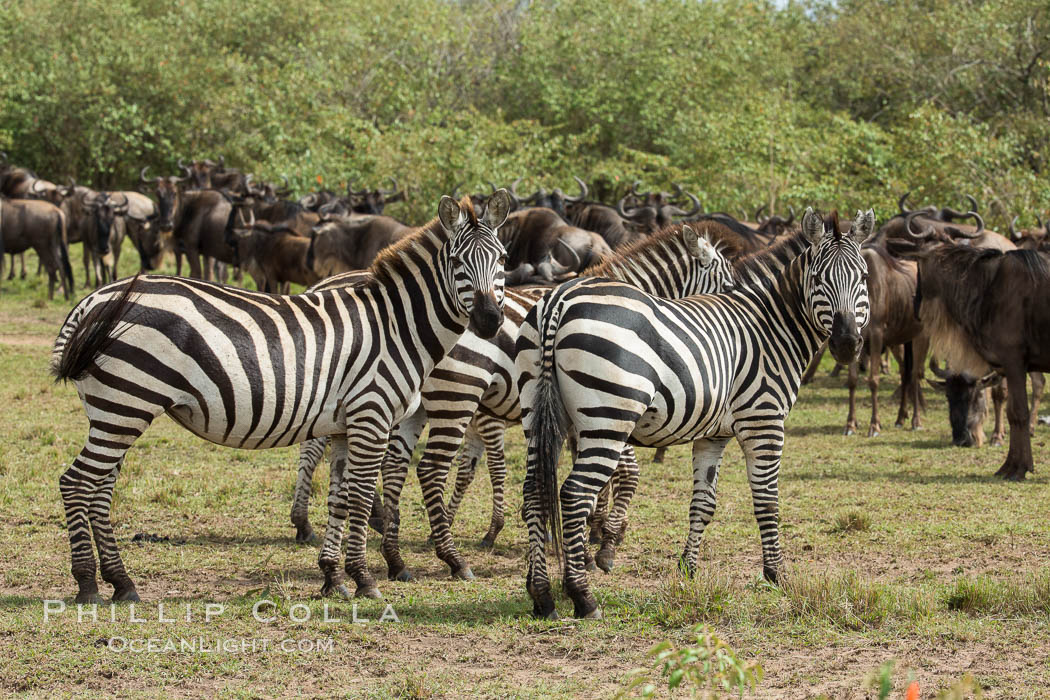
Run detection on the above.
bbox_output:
[736,423,785,583]
[679,437,730,577]
[594,445,640,573]
[61,417,154,604]
[561,435,624,619]
[378,408,427,582]
[290,438,327,544]
[445,422,485,533]
[317,436,352,597]
[417,417,477,580]
[477,415,507,548]
[587,485,609,546]
[339,426,391,599]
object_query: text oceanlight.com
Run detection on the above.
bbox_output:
[105,637,335,654]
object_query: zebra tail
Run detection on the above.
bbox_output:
[51,274,141,383]
[531,295,568,561]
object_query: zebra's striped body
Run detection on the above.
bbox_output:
[290,223,738,580]
[517,209,873,618]
[51,192,510,603]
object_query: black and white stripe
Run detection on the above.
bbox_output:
[51,192,510,603]
[517,208,873,618]
[290,223,738,580]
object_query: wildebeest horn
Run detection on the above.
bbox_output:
[629,180,649,200]
[785,206,796,226]
[379,177,398,195]
[507,177,524,207]
[177,158,186,171]
[929,358,950,379]
[616,194,638,219]
[755,203,769,223]
[671,192,702,221]
[1010,216,1020,239]
[30,179,46,194]
[555,238,582,271]
[217,155,225,169]
[113,193,129,210]
[906,210,936,239]
[566,176,588,203]
[487,181,499,194]
[898,191,913,216]
[140,166,153,184]
[966,194,979,213]
[451,183,462,200]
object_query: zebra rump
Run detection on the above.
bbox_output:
[51,275,140,383]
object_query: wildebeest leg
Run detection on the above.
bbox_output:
[679,437,730,577]
[81,245,92,288]
[290,438,328,544]
[594,445,639,573]
[910,336,929,430]
[830,361,845,377]
[867,333,883,437]
[651,447,667,463]
[996,368,1033,480]
[5,253,13,281]
[990,379,1007,447]
[801,341,827,385]
[1029,372,1045,435]
[378,408,427,582]
[844,357,859,435]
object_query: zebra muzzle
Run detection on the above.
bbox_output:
[468,291,503,339]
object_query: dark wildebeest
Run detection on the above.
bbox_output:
[83,193,130,284]
[615,181,702,236]
[843,243,928,436]
[136,168,188,270]
[915,244,1050,479]
[245,182,321,237]
[926,360,1007,448]
[306,213,413,278]
[41,181,113,288]
[498,207,613,285]
[347,178,405,215]
[232,212,319,293]
[178,156,251,195]
[545,177,649,250]
[0,196,74,299]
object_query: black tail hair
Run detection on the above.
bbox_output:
[51,275,140,383]
[55,216,74,297]
[529,298,567,561]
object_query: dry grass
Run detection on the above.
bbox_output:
[2,242,1050,697]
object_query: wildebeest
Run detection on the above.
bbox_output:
[915,244,1050,479]
[843,242,928,436]
[347,178,404,215]
[178,156,251,195]
[926,360,1007,447]
[0,196,74,299]
[498,207,613,285]
[306,213,413,278]
[232,212,319,293]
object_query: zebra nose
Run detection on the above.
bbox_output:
[828,312,862,363]
[468,291,503,339]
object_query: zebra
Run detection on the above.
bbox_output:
[517,208,873,619]
[289,223,738,581]
[49,191,511,604]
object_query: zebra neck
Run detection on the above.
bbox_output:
[603,237,699,297]
[366,238,468,381]
[758,251,826,384]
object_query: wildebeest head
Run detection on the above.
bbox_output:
[801,208,873,363]
[438,189,510,339]
[348,178,403,215]
[927,360,1000,447]
[84,192,128,257]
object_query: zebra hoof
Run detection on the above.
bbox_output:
[479,537,495,549]
[112,589,140,603]
[324,583,353,600]
[355,585,383,600]
[75,592,105,605]
[585,559,596,572]
[389,568,414,583]
[452,567,475,581]
[595,551,615,573]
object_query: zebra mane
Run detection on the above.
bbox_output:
[583,221,741,278]
[731,229,811,285]
[368,196,477,284]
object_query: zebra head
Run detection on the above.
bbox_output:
[438,188,511,339]
[682,225,735,293]
[800,207,873,363]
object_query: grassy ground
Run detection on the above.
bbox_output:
[1,242,1048,698]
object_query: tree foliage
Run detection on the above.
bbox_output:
[0,0,1046,226]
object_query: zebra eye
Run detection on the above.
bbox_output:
[498,255,507,267]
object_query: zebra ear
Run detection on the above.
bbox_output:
[851,209,876,243]
[484,189,511,229]
[438,195,464,232]
[801,207,822,243]
[682,225,715,265]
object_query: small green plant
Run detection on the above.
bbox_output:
[619,626,762,698]
[832,509,871,533]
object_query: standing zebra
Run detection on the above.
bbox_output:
[50,191,510,604]
[517,208,873,619]
[289,223,738,581]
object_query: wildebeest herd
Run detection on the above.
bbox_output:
[3,153,1049,617]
